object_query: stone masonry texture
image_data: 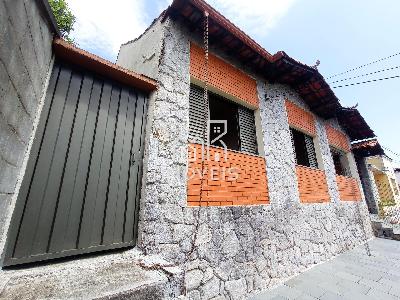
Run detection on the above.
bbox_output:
[118,16,374,299]
[0,0,53,259]
[356,156,380,214]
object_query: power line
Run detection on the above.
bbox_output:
[381,146,400,166]
[332,75,400,88]
[390,158,400,165]
[382,146,400,158]
[327,52,400,79]
[330,65,400,84]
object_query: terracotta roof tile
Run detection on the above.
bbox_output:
[352,139,384,157]
[165,0,375,141]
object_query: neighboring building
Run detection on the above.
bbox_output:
[367,155,400,207]
[352,138,385,214]
[0,0,379,299]
[352,139,400,214]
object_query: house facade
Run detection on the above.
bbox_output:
[116,0,375,298]
[0,0,380,299]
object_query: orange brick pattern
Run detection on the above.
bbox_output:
[296,166,330,203]
[190,43,259,107]
[285,100,316,136]
[336,175,362,201]
[187,144,269,206]
[325,124,350,152]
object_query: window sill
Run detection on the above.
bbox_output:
[188,141,263,159]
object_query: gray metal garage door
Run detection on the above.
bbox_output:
[3,61,148,266]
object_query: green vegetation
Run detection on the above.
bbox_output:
[48,0,76,43]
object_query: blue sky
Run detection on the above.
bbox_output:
[67,0,400,167]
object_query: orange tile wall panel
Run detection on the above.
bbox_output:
[285,100,316,136]
[190,43,259,107]
[187,144,269,206]
[296,165,330,203]
[325,124,350,152]
[336,175,362,201]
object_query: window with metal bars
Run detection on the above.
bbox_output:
[290,128,318,168]
[330,147,351,176]
[189,84,258,155]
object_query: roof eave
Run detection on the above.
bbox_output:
[351,138,385,157]
[165,0,375,141]
[53,38,157,93]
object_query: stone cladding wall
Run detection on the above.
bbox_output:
[127,18,373,300]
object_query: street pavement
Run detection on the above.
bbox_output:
[250,238,400,300]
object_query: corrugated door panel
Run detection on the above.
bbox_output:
[87,86,121,247]
[13,67,79,259]
[102,89,130,245]
[10,65,65,259]
[238,107,258,155]
[77,82,113,250]
[4,61,148,266]
[30,71,84,256]
[135,94,149,240]
[47,74,96,253]
[111,90,137,244]
[123,92,147,243]
[61,79,103,251]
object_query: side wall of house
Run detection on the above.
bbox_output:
[0,0,54,258]
[117,18,164,79]
[119,17,373,299]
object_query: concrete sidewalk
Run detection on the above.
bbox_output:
[250,238,400,300]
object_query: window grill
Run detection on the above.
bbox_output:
[188,84,258,155]
[290,128,318,169]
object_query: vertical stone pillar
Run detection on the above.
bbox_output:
[138,18,191,261]
[315,119,341,202]
[356,156,380,214]
[260,83,299,207]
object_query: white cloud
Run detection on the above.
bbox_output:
[67,0,148,61]
[208,0,297,39]
[65,0,295,61]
